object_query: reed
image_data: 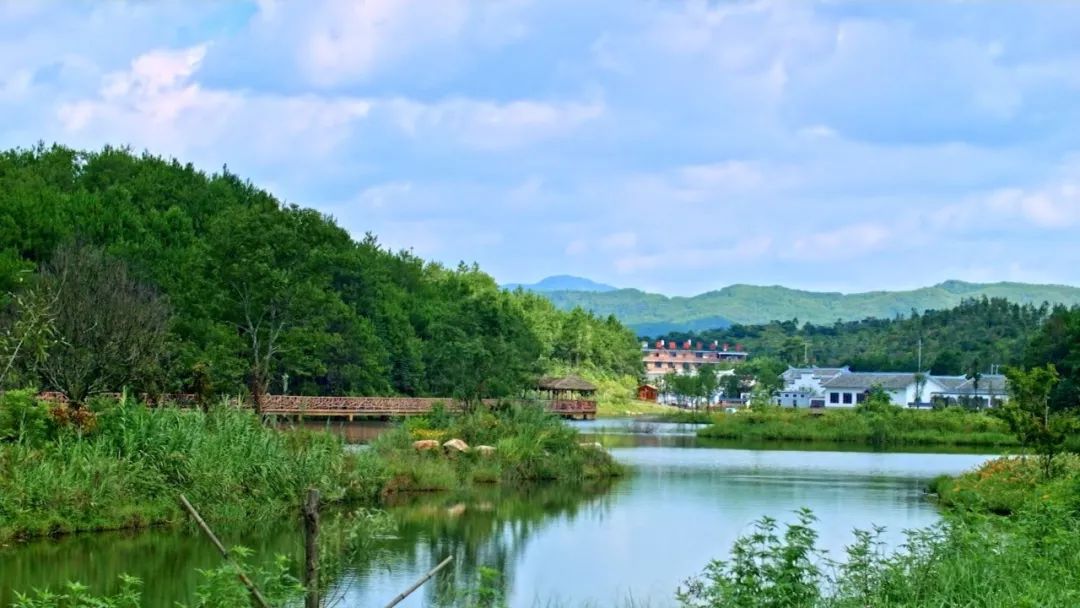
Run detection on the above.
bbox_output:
[0,390,386,542]
[697,406,1018,448]
[373,402,624,494]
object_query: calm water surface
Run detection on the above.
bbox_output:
[0,420,992,607]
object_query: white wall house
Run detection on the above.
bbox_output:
[775,367,848,408]
[776,367,1010,409]
[928,374,1008,407]
[819,372,953,407]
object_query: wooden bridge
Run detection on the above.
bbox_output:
[37,374,600,421]
[259,396,596,420]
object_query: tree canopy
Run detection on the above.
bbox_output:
[0,144,642,399]
[657,297,1052,375]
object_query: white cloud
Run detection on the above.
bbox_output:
[613,236,773,275]
[57,46,372,164]
[564,239,589,256]
[54,43,601,174]
[357,181,414,210]
[927,164,1080,233]
[296,0,470,86]
[240,0,531,87]
[986,182,1080,229]
[384,97,605,150]
[599,231,638,251]
[787,223,891,261]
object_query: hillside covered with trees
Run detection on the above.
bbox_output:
[660,297,1052,374]
[0,145,642,402]
[544,281,1080,334]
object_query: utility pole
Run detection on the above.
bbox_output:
[804,342,809,366]
[917,339,923,371]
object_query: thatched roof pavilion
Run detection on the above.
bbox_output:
[536,375,597,400]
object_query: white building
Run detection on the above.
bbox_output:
[819,372,950,407]
[775,367,847,407]
[777,369,1009,409]
[928,374,1008,408]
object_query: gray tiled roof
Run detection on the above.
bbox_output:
[932,376,967,391]
[819,372,1009,394]
[945,374,1007,394]
[822,372,918,390]
[783,367,848,380]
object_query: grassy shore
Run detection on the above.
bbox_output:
[676,451,1080,608]
[932,453,1080,514]
[596,398,679,417]
[695,406,1019,448]
[0,390,387,543]
[373,402,624,493]
[0,391,620,544]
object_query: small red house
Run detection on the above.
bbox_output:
[637,384,659,402]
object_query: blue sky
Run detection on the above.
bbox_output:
[2,1,1079,295]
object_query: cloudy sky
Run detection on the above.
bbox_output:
[3,1,1079,295]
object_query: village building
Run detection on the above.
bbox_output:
[642,339,748,381]
[775,367,1008,409]
[637,384,659,402]
[775,367,848,407]
[927,374,1008,408]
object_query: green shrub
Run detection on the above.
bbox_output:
[698,407,1017,448]
[0,389,53,445]
[0,397,386,542]
[677,508,822,608]
[375,402,623,491]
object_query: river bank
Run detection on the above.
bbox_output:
[0,392,620,545]
[693,406,1019,449]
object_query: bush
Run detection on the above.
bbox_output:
[698,406,1018,448]
[373,402,623,492]
[679,505,1080,608]
[0,397,387,542]
[937,454,1080,515]
[0,389,52,445]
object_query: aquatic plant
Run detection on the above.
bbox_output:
[0,393,386,542]
[697,406,1017,448]
[376,402,624,493]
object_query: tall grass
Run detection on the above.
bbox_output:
[697,406,1018,448]
[373,402,624,493]
[0,390,388,542]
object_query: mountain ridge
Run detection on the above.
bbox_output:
[502,274,616,293]
[537,280,1080,335]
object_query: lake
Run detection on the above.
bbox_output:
[0,420,992,607]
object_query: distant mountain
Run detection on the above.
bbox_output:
[540,281,1080,336]
[503,275,617,293]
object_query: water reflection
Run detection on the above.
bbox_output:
[0,521,302,607]
[0,422,995,607]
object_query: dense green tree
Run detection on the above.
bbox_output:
[0,144,642,399]
[1024,306,1080,412]
[930,349,963,375]
[1002,365,1075,478]
[660,298,1049,376]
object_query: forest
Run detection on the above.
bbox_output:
[661,297,1050,374]
[0,144,642,403]
[660,297,1080,411]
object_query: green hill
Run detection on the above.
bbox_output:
[543,280,1080,335]
[0,145,643,398]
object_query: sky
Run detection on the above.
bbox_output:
[2,1,1079,296]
